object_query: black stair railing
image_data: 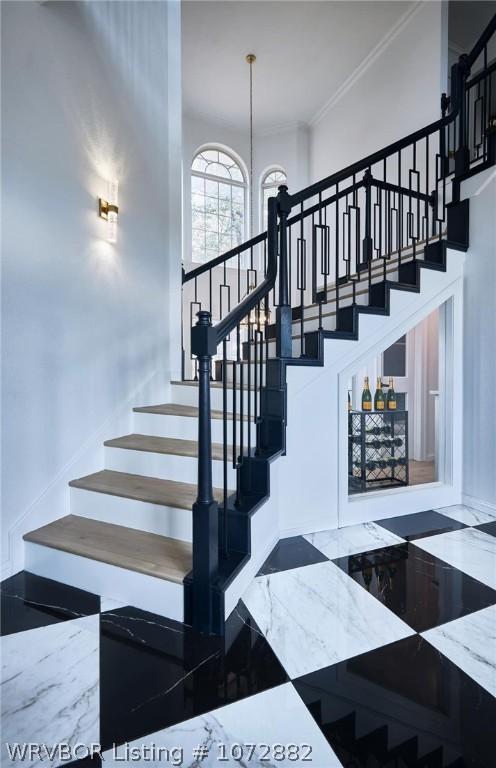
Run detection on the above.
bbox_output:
[188,196,279,633]
[184,13,496,634]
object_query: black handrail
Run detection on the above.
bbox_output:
[187,12,496,635]
[215,198,278,343]
[466,12,496,68]
[183,11,495,291]
[184,230,268,284]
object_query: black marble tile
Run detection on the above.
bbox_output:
[375,509,467,541]
[475,520,496,538]
[100,600,288,749]
[294,634,496,768]
[334,542,496,631]
[257,535,328,576]
[64,754,102,767]
[0,571,100,636]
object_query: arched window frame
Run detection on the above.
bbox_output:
[260,167,287,229]
[191,145,248,265]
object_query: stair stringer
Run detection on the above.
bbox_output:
[265,248,465,540]
[224,249,465,616]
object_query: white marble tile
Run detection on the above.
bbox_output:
[242,561,414,678]
[414,527,496,590]
[304,522,404,561]
[422,606,496,697]
[100,596,127,612]
[1,615,99,768]
[103,682,341,767]
[434,504,496,527]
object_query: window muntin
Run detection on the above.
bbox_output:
[261,169,287,228]
[191,149,246,264]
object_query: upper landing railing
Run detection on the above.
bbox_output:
[184,13,496,634]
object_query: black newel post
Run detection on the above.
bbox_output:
[276,184,293,359]
[190,310,219,633]
[362,168,373,266]
[453,55,470,177]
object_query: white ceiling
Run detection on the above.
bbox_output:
[448,0,496,53]
[182,1,416,133]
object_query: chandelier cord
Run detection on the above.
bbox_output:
[246,54,256,239]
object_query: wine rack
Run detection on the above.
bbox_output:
[348,410,409,494]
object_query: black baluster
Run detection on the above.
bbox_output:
[362,168,373,268]
[276,184,292,359]
[454,55,470,177]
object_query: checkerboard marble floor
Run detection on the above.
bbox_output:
[2,505,496,767]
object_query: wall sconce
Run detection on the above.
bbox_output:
[98,180,119,243]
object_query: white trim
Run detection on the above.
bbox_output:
[191,143,248,185]
[190,143,249,266]
[310,1,423,126]
[461,494,496,517]
[259,165,287,231]
[337,271,464,526]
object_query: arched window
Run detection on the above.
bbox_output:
[191,147,247,264]
[261,168,287,227]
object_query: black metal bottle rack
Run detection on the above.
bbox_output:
[348,410,409,494]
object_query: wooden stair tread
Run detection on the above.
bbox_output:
[171,380,256,390]
[133,403,247,421]
[104,433,232,461]
[69,469,229,509]
[24,515,192,584]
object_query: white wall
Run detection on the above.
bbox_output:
[461,168,496,513]
[182,113,309,269]
[1,1,182,575]
[309,1,445,182]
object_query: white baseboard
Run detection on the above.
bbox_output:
[462,493,496,517]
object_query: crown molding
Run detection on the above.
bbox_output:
[310,0,424,127]
[255,120,309,139]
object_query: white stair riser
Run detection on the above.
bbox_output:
[104,446,236,486]
[70,487,192,541]
[171,383,256,411]
[25,541,184,622]
[132,411,256,443]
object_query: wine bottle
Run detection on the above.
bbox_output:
[362,377,372,411]
[387,377,397,410]
[374,377,385,411]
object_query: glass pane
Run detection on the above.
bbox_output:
[263,169,287,186]
[207,161,230,180]
[205,231,219,251]
[192,155,207,173]
[192,209,205,230]
[205,214,218,233]
[218,182,232,204]
[383,335,407,377]
[204,195,218,216]
[231,186,244,204]
[191,175,204,194]
[205,179,218,198]
[229,166,244,183]
[203,150,219,162]
[191,193,205,212]
[220,234,232,253]
[192,229,205,249]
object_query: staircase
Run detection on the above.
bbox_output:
[23,15,496,634]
